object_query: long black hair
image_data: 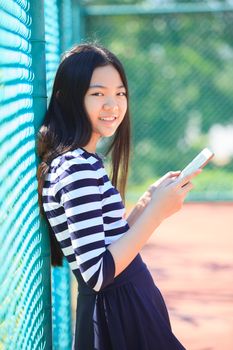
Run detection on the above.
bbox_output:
[37,43,131,266]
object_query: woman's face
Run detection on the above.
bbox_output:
[84,64,127,152]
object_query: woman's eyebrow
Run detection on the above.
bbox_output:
[89,84,125,89]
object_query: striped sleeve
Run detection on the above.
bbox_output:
[55,159,115,292]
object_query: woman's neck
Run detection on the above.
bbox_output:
[83,134,101,154]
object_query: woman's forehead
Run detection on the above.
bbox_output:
[90,65,124,87]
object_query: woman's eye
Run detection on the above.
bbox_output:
[118,92,127,96]
[92,92,103,96]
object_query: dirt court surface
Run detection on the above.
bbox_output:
[139,202,233,350]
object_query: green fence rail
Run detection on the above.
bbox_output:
[44,0,72,348]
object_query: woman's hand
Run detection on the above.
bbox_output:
[126,170,201,227]
[149,169,202,222]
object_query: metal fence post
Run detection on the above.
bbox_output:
[60,0,73,52]
[29,1,52,349]
[72,0,85,44]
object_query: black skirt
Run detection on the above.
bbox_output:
[73,254,186,350]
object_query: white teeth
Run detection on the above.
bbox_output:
[100,117,116,121]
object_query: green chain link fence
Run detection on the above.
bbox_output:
[0,0,73,349]
[0,1,47,349]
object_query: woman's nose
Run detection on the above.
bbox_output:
[103,97,118,111]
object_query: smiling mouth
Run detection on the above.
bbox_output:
[99,116,117,121]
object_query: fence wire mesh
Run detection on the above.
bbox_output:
[84,9,233,201]
[0,0,72,349]
[0,1,46,349]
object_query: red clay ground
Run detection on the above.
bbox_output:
[140,202,233,350]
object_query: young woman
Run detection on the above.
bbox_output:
[37,43,200,350]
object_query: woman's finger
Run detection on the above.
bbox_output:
[167,171,182,178]
[179,181,194,194]
[150,171,182,192]
[177,169,202,188]
[156,171,181,185]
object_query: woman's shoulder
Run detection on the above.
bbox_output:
[50,148,87,170]
[44,148,102,196]
[49,148,103,180]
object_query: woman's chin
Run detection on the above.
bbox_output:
[101,129,117,138]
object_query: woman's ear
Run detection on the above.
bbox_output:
[55,90,60,99]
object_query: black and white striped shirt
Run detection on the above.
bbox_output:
[42,148,129,292]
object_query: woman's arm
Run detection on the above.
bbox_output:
[126,190,152,227]
[52,158,116,292]
[108,169,201,278]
